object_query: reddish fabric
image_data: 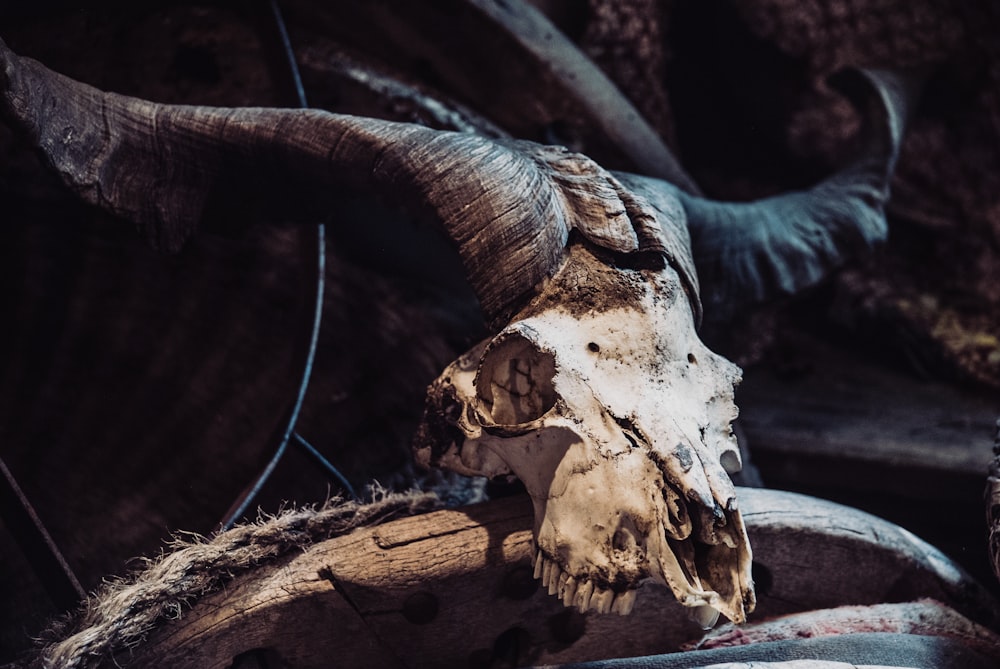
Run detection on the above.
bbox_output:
[683,599,1000,662]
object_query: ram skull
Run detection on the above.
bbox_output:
[0,33,916,626]
[417,241,751,623]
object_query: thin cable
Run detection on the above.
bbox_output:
[221,0,326,530]
[293,432,359,501]
[267,0,308,108]
[0,457,86,609]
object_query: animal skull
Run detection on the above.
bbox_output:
[0,36,912,629]
[415,241,754,624]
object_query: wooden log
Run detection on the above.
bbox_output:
[743,489,1000,626]
[738,331,998,500]
[118,488,998,668]
[736,329,1000,590]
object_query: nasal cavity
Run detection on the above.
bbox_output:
[612,516,641,553]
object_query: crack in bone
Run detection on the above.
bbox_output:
[415,244,752,625]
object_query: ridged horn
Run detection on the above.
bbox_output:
[673,67,925,317]
[0,38,697,329]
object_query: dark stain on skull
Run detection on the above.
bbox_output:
[673,442,694,472]
[414,383,468,465]
[522,242,661,319]
[612,414,650,446]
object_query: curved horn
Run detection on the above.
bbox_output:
[666,67,924,317]
[0,39,694,329]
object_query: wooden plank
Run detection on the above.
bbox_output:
[113,552,403,668]
[741,488,1000,627]
[124,489,999,668]
[737,331,998,498]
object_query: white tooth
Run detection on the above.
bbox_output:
[543,559,558,590]
[533,551,544,580]
[555,571,569,597]
[561,576,578,606]
[575,580,595,611]
[690,604,720,630]
[721,449,742,474]
[548,567,561,596]
[591,587,615,614]
[611,589,637,615]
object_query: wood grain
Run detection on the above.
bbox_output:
[739,336,998,490]
[125,488,999,668]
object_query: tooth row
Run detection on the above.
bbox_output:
[533,551,638,615]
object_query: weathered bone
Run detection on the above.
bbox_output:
[415,241,753,623]
[987,419,1000,586]
[0,32,916,625]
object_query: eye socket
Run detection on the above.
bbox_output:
[476,333,556,426]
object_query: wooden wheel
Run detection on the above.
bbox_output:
[31,489,1000,668]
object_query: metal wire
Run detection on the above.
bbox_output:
[293,432,358,500]
[0,457,85,610]
[1,3,357,608]
[219,223,325,529]
[267,0,308,108]
[220,0,358,529]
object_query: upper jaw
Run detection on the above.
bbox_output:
[647,503,754,625]
[529,472,754,624]
[530,510,752,623]
[533,550,640,615]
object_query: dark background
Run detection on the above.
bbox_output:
[1,1,998,663]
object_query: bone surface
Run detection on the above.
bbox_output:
[0,33,920,629]
[416,242,754,623]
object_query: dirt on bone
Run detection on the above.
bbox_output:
[524,242,676,319]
